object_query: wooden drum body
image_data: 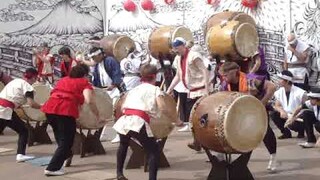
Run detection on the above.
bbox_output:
[205,11,256,34]
[148,26,194,60]
[100,35,136,62]
[191,92,268,153]
[77,88,113,129]
[206,20,259,60]
[16,84,51,122]
[114,93,177,139]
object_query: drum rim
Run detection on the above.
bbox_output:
[112,35,135,62]
[224,95,268,152]
[234,23,259,57]
[171,26,194,46]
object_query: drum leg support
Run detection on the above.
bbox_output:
[204,148,254,180]
[71,129,106,158]
[26,121,52,146]
[126,137,170,171]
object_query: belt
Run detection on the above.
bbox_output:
[0,98,15,109]
[124,108,150,124]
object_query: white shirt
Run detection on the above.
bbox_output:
[0,79,34,120]
[172,58,189,93]
[274,85,306,114]
[286,40,309,83]
[97,62,120,99]
[120,54,142,90]
[113,83,163,137]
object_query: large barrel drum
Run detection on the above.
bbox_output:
[100,35,136,62]
[77,88,113,129]
[206,20,259,60]
[205,11,256,34]
[114,93,177,139]
[16,83,52,122]
[148,26,194,60]
[190,92,268,153]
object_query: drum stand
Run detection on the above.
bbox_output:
[126,137,170,171]
[204,148,254,180]
[68,127,106,166]
[25,120,52,146]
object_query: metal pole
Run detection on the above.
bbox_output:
[103,0,109,35]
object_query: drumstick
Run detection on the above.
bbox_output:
[160,79,165,90]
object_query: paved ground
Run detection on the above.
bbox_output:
[1,121,320,180]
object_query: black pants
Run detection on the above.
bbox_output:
[117,126,159,180]
[0,120,6,134]
[0,112,28,155]
[186,98,199,122]
[270,111,304,136]
[263,117,277,154]
[301,110,320,143]
[46,114,76,171]
[174,91,188,122]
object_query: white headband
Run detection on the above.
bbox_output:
[87,49,102,58]
[307,93,320,98]
[277,73,293,82]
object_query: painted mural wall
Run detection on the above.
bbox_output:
[0,0,319,85]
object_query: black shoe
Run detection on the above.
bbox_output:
[117,175,128,180]
[187,142,202,152]
[278,134,292,139]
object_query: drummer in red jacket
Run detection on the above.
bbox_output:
[41,64,102,176]
[220,61,278,172]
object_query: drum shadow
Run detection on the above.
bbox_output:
[168,159,211,171]
[68,161,115,169]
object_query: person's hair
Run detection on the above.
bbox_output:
[140,64,158,82]
[89,36,101,41]
[58,46,72,58]
[40,42,49,48]
[69,64,90,78]
[220,61,240,73]
[89,47,104,55]
[281,70,293,85]
[24,68,38,79]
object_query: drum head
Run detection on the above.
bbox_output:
[78,88,113,129]
[172,26,194,45]
[113,36,136,62]
[224,95,268,152]
[22,84,52,121]
[150,94,176,139]
[234,23,259,57]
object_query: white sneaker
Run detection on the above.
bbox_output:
[44,169,65,176]
[267,155,277,172]
[16,154,35,163]
[177,124,190,132]
[298,142,316,148]
[111,134,120,144]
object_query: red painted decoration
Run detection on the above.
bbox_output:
[241,0,259,9]
[207,0,221,6]
[124,0,136,12]
[141,0,154,11]
[164,0,174,5]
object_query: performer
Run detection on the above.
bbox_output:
[33,43,55,84]
[58,46,78,77]
[284,33,310,91]
[166,37,210,152]
[41,64,103,176]
[120,48,143,91]
[0,70,13,134]
[89,47,126,143]
[220,62,278,172]
[286,88,320,148]
[113,64,166,180]
[271,70,307,139]
[0,68,41,162]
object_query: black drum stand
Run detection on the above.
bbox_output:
[204,148,254,180]
[126,137,170,171]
